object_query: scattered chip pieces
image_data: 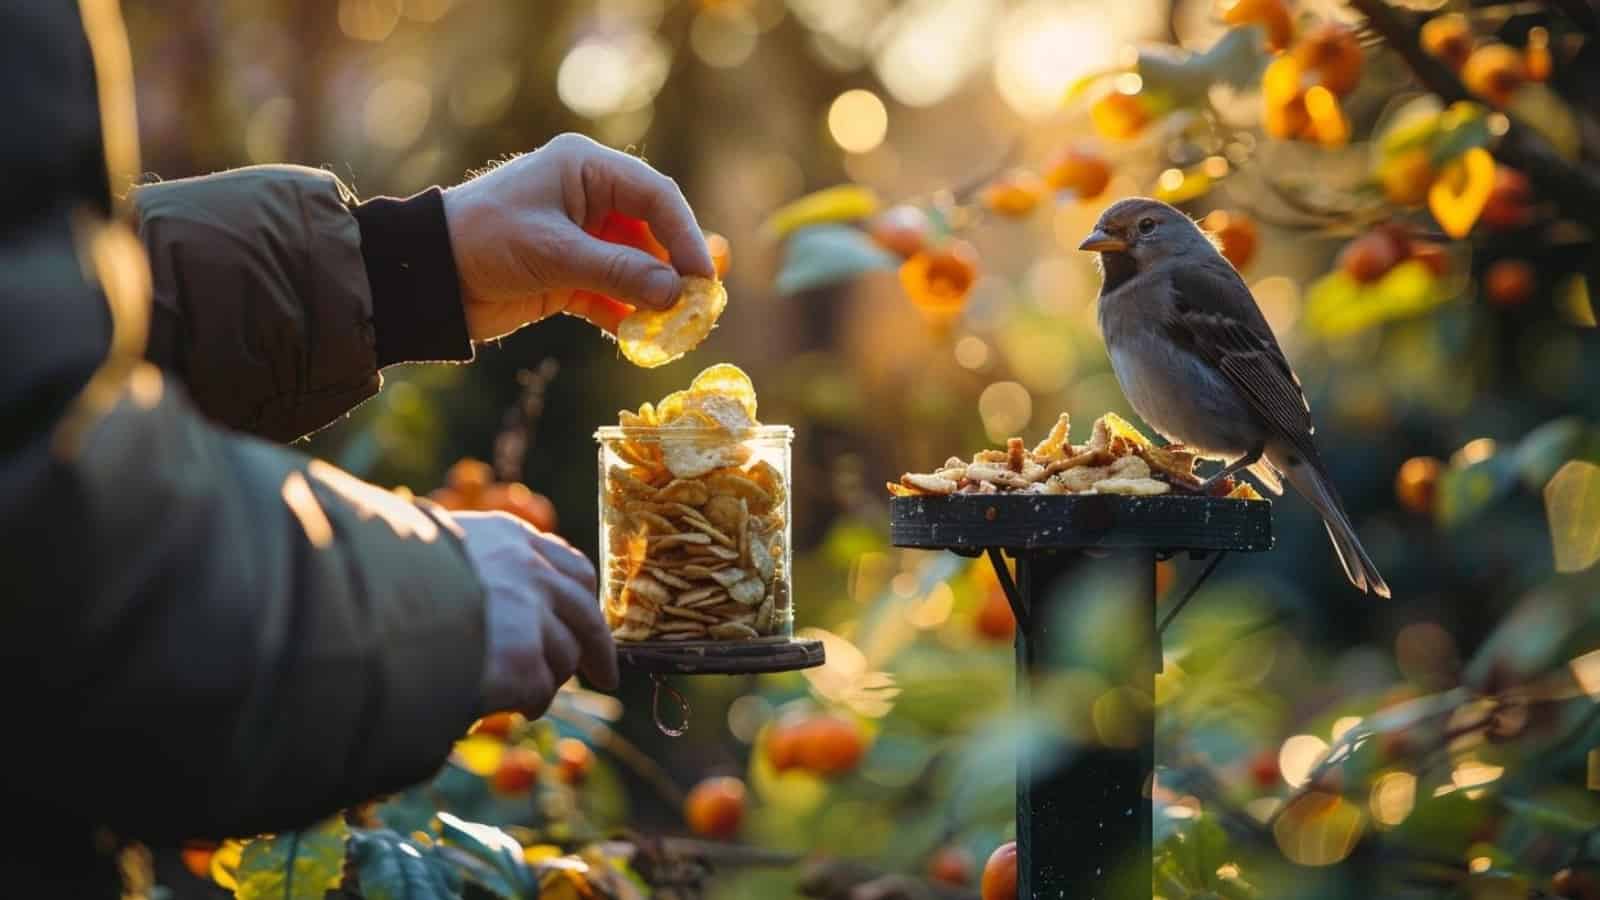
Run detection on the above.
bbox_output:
[600,364,791,643]
[617,276,729,368]
[889,412,1274,500]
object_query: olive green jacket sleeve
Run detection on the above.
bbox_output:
[133,166,381,442]
[0,204,488,841]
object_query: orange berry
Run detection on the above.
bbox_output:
[1526,27,1552,82]
[765,717,805,773]
[1090,91,1151,142]
[1480,166,1533,231]
[685,776,746,839]
[428,486,468,510]
[1408,241,1449,277]
[1045,149,1112,199]
[975,585,1017,642]
[1395,456,1442,516]
[555,738,592,785]
[868,204,932,258]
[481,482,559,533]
[446,458,494,506]
[1484,259,1535,307]
[928,846,975,886]
[1378,148,1435,207]
[1462,43,1526,106]
[795,715,867,777]
[1264,92,1312,141]
[899,241,979,314]
[469,711,523,739]
[980,171,1047,218]
[491,747,543,795]
[980,842,1018,900]
[1202,210,1259,270]
[1249,748,1280,788]
[1421,14,1474,71]
[1218,0,1294,51]
[180,843,215,880]
[592,210,670,262]
[1339,230,1405,283]
[1293,23,1364,96]
[706,231,732,279]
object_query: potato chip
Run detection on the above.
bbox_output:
[711,621,760,640]
[662,605,719,624]
[900,472,958,495]
[729,575,766,607]
[617,276,728,368]
[1032,413,1072,460]
[658,479,711,506]
[1092,477,1171,495]
[688,363,758,422]
[704,470,775,513]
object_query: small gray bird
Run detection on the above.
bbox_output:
[1080,197,1390,598]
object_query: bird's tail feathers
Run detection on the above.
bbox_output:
[1247,458,1285,495]
[1279,453,1391,598]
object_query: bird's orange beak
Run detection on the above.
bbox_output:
[1078,229,1128,253]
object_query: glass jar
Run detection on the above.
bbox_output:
[596,425,793,644]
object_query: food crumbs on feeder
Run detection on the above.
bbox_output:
[887,411,1267,500]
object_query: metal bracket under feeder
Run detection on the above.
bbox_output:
[617,638,826,736]
[889,492,1273,900]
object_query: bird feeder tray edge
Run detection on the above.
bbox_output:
[888,494,1274,553]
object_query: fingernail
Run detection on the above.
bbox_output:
[644,268,680,308]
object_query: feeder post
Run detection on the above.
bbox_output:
[1014,550,1157,900]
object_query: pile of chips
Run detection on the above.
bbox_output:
[888,412,1266,499]
[617,276,728,368]
[600,365,790,642]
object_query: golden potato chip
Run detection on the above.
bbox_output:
[658,479,711,506]
[662,605,719,624]
[1092,477,1171,496]
[1088,412,1152,453]
[711,621,760,640]
[688,363,758,422]
[617,276,728,368]
[1227,481,1265,501]
[649,532,713,550]
[900,472,958,495]
[705,470,775,513]
[624,575,671,609]
[1032,413,1072,460]
[647,566,693,590]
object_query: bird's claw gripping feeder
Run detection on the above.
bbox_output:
[891,492,1272,899]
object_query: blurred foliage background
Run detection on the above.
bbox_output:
[121,0,1600,898]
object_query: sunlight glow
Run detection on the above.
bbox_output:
[979,381,1033,443]
[557,33,669,119]
[876,0,995,107]
[1279,734,1330,788]
[994,2,1117,118]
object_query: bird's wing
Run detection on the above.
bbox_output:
[1164,263,1321,462]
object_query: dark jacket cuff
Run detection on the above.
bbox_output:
[352,187,474,367]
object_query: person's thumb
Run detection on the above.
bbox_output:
[560,226,682,310]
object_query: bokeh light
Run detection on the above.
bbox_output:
[1369,771,1417,828]
[827,90,889,154]
[690,6,759,68]
[978,381,1033,443]
[556,33,669,119]
[339,0,400,42]
[365,78,432,149]
[993,1,1117,118]
[874,0,995,107]
[954,335,991,370]
[1278,734,1330,788]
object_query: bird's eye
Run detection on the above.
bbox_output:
[1137,217,1157,235]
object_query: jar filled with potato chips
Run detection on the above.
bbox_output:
[596,366,793,645]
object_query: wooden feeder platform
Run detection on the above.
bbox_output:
[891,493,1273,900]
[617,637,825,675]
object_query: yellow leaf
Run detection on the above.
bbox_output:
[209,839,245,891]
[1152,167,1212,205]
[761,185,880,239]
[1428,146,1495,238]
[451,734,506,777]
[1558,274,1596,327]
[523,844,564,865]
[1544,460,1600,573]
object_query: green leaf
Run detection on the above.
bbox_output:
[1513,419,1585,491]
[234,816,348,900]
[1138,26,1266,103]
[349,830,462,900]
[436,813,537,899]
[376,787,443,837]
[1545,460,1600,573]
[1436,453,1517,527]
[775,225,898,297]
[1508,83,1580,160]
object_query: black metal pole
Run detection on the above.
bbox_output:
[1015,550,1156,900]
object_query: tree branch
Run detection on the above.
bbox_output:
[1348,0,1600,231]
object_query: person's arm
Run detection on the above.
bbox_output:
[2,211,614,840]
[134,135,717,443]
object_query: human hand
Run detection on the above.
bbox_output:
[453,511,620,716]
[442,133,716,340]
